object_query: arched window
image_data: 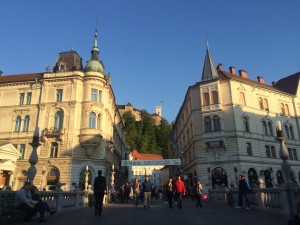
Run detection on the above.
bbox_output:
[284,125,290,139]
[204,116,212,133]
[248,168,258,188]
[54,110,64,130]
[97,114,101,130]
[243,117,250,132]
[284,104,290,116]
[240,92,246,106]
[89,112,96,128]
[15,116,22,132]
[46,168,59,190]
[262,121,268,135]
[258,97,263,110]
[213,115,221,132]
[267,121,273,136]
[289,126,294,139]
[263,99,269,111]
[23,116,30,132]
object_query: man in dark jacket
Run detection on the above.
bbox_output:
[94,170,106,216]
[236,175,250,209]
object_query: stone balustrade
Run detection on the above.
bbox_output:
[209,186,300,217]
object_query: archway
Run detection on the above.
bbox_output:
[247,168,258,188]
[211,167,228,189]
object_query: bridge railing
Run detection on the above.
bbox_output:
[208,186,300,217]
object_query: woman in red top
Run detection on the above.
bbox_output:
[174,176,186,209]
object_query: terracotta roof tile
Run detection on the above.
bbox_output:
[0,73,43,84]
[131,150,163,160]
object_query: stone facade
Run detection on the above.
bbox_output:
[0,30,128,191]
[172,47,300,192]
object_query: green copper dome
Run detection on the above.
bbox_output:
[85,60,104,73]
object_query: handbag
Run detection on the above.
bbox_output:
[201,194,208,201]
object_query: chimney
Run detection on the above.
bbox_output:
[272,81,277,86]
[217,63,223,71]
[229,66,236,74]
[257,76,265,84]
[238,70,248,78]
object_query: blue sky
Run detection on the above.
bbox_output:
[1,0,299,122]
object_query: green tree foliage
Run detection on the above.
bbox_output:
[122,110,172,154]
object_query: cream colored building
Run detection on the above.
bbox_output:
[0,29,128,190]
[173,46,300,191]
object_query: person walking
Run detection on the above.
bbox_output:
[236,175,250,209]
[132,178,141,208]
[165,176,174,208]
[195,180,203,208]
[142,175,152,209]
[94,170,106,216]
[14,182,39,224]
[174,175,186,209]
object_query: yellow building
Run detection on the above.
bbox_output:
[173,45,300,191]
[0,29,128,190]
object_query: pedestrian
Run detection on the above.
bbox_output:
[132,178,141,208]
[174,175,186,209]
[235,175,250,209]
[94,170,106,216]
[14,182,39,224]
[165,176,174,208]
[30,185,56,222]
[142,175,152,208]
[195,180,203,208]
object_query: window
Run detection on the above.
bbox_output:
[50,142,58,158]
[263,99,269,111]
[262,121,268,135]
[15,116,22,132]
[97,114,101,130]
[293,149,298,160]
[284,104,290,116]
[284,125,290,139]
[211,91,218,104]
[288,148,293,159]
[246,143,252,156]
[19,93,25,105]
[89,112,96,128]
[19,144,26,159]
[240,92,246,106]
[204,116,212,133]
[26,93,32,105]
[267,122,273,136]
[91,89,98,102]
[202,93,210,106]
[23,116,30,132]
[289,126,295,139]
[265,145,271,158]
[56,89,63,102]
[54,110,64,130]
[243,117,250,132]
[258,97,263,110]
[213,115,221,131]
[271,146,276,158]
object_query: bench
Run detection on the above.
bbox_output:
[0,195,24,224]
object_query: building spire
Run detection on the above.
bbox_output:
[201,41,218,81]
[91,28,99,60]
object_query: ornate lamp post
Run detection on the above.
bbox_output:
[276,121,296,186]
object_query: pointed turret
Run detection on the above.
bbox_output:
[85,28,105,73]
[201,42,218,81]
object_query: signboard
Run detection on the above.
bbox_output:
[121,159,181,167]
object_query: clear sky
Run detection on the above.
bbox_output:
[1,0,299,122]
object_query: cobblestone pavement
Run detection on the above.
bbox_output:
[26,199,288,225]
